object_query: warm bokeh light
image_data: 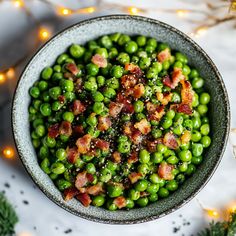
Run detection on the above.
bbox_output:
[2,147,15,159]
[6,68,15,79]
[194,26,208,37]
[205,208,220,219]
[38,27,51,41]
[57,7,72,16]
[12,0,24,8]
[128,7,139,15]
[17,232,32,236]
[0,73,6,84]
[176,9,189,18]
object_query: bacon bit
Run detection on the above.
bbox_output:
[181,130,191,144]
[140,192,149,197]
[109,102,123,118]
[91,54,107,68]
[64,187,79,201]
[177,103,192,115]
[76,134,92,154]
[123,122,142,144]
[116,93,134,114]
[158,163,174,180]
[97,116,112,131]
[66,147,79,164]
[128,172,142,184]
[134,118,151,135]
[132,83,145,99]
[120,74,137,89]
[157,48,171,63]
[163,132,179,150]
[180,79,194,105]
[71,100,86,116]
[86,183,104,196]
[75,78,83,91]
[93,139,109,151]
[125,63,143,78]
[146,139,162,152]
[63,72,74,80]
[75,171,88,189]
[66,63,79,76]
[112,151,122,163]
[86,173,94,183]
[77,193,92,207]
[113,196,126,209]
[127,151,138,164]
[48,123,60,138]
[147,103,165,122]
[59,121,72,136]
[156,92,173,105]
[58,95,66,104]
[73,125,84,136]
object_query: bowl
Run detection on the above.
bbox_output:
[12,15,230,224]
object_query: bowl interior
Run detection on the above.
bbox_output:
[12,15,230,224]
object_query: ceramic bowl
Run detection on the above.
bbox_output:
[12,15,230,224]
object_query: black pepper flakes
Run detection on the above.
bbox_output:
[64,229,72,234]
[173,226,181,233]
[4,183,10,188]
[23,200,29,205]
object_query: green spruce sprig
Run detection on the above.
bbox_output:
[0,193,18,236]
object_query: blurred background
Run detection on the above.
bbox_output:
[0,0,236,235]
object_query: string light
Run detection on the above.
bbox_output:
[205,208,220,219]
[6,68,15,80]
[12,0,24,8]
[38,27,51,41]
[2,147,15,159]
[80,7,96,14]
[0,73,6,84]
[57,7,72,16]
[128,7,140,15]
[193,26,209,38]
[176,9,189,18]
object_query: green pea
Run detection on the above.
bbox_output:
[30,86,40,98]
[86,113,97,126]
[178,150,192,162]
[38,81,48,91]
[110,65,124,79]
[171,92,181,103]
[117,52,130,65]
[133,100,144,113]
[197,104,208,116]
[201,135,211,148]
[157,144,167,154]
[118,141,131,154]
[118,34,131,46]
[139,149,150,164]
[118,135,128,143]
[84,51,92,63]
[62,111,74,123]
[200,92,210,105]
[158,187,169,198]
[86,63,99,76]
[192,92,199,107]
[60,79,74,92]
[106,200,117,211]
[162,116,173,129]
[53,65,61,72]
[151,128,162,139]
[32,139,40,148]
[166,110,175,119]
[52,72,63,83]
[162,61,170,70]
[179,162,188,172]
[44,136,56,148]
[144,86,153,98]
[103,87,116,99]
[173,124,184,136]
[192,155,203,165]
[174,61,183,68]
[51,162,65,175]
[57,54,69,65]
[107,184,123,198]
[39,146,49,159]
[97,75,105,87]
[55,148,67,161]
[41,67,53,80]
[135,180,148,192]
[151,152,163,164]
[147,183,159,194]
[166,180,178,191]
[139,57,151,69]
[135,113,146,121]
[92,195,105,207]
[167,155,179,164]
[109,47,118,59]
[40,103,51,116]
[192,117,201,129]
[149,193,158,202]
[182,65,191,75]
[200,124,210,136]
[40,158,51,174]
[93,102,104,114]
[152,61,163,73]
[56,179,72,191]
[186,163,196,176]
[136,197,148,207]
[29,106,37,114]
[84,80,98,91]
[86,163,96,174]
[99,168,112,183]
[189,69,199,79]
[146,67,158,79]
[106,77,120,89]
[192,77,204,89]
[35,124,46,137]
[95,47,108,58]
[69,44,85,58]
[137,163,149,176]
[121,114,131,122]
[32,100,42,110]
[192,143,203,157]
[33,118,43,129]
[191,130,202,142]
[175,52,188,64]
[99,35,113,49]
[49,86,61,100]
[136,35,146,46]
[51,101,62,111]
[126,198,134,209]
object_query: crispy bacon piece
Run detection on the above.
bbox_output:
[177,104,192,115]
[75,171,88,189]
[181,130,191,144]
[91,54,107,68]
[93,138,109,151]
[73,125,84,136]
[163,68,185,89]
[157,48,171,63]
[76,134,92,154]
[66,63,79,75]
[134,118,151,135]
[48,123,60,138]
[97,116,112,131]
[127,151,138,164]
[156,92,173,105]
[146,139,162,152]
[125,63,143,78]
[128,172,142,184]
[180,79,194,105]
[109,102,123,118]
[58,95,66,104]
[75,78,83,91]
[132,83,145,99]
[123,122,142,144]
[77,193,92,207]
[112,151,122,163]
[163,132,178,150]
[158,163,174,180]
[59,121,72,136]
[86,183,104,196]
[71,100,86,116]
[113,196,126,209]
[64,187,79,201]
[66,147,79,164]
[63,72,74,80]
[120,74,137,89]
[146,102,165,122]
[116,93,134,114]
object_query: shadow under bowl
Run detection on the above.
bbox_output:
[12,15,230,224]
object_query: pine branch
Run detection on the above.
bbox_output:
[0,193,18,236]
[227,213,236,236]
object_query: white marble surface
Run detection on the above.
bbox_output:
[0,0,236,235]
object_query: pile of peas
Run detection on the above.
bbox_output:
[29,33,211,210]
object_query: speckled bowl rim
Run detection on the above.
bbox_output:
[12,14,230,224]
